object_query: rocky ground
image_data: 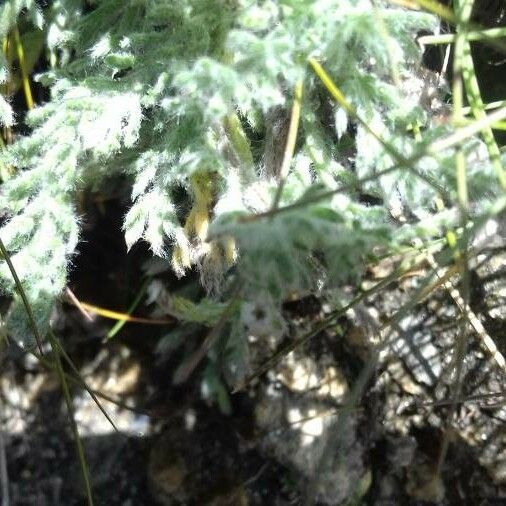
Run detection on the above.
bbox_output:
[0,196,505,505]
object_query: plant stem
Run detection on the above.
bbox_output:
[0,237,43,354]
[271,79,303,211]
[48,331,94,506]
[0,237,94,505]
[13,26,33,110]
[419,26,506,45]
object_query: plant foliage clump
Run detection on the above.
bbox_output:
[0,0,500,383]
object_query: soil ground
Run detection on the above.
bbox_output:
[1,194,505,506]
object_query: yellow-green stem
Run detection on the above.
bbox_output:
[13,26,34,110]
[271,79,303,211]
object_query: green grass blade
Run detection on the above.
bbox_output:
[0,236,94,505]
[51,333,118,432]
[0,238,44,354]
[48,330,94,506]
[105,277,151,340]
